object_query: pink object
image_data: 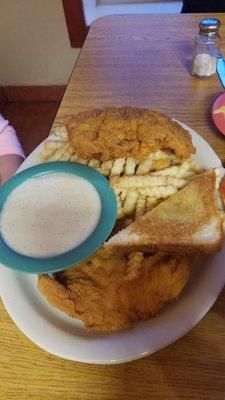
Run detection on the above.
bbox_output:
[0,114,25,158]
[212,92,225,136]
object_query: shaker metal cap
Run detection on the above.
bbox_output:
[199,18,221,35]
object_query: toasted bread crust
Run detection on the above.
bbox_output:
[67,107,195,161]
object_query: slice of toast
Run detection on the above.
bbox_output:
[106,170,223,255]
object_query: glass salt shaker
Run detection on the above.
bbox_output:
[191,18,221,78]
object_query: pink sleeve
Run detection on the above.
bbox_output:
[0,114,25,158]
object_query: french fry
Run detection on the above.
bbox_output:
[51,124,68,140]
[183,170,196,178]
[99,160,114,176]
[152,149,175,160]
[215,168,224,190]
[135,195,146,220]
[41,140,64,160]
[176,160,194,177]
[124,157,137,176]
[152,160,195,178]
[138,185,178,198]
[120,189,128,204]
[48,143,71,161]
[110,174,186,189]
[153,165,180,177]
[110,158,126,177]
[59,144,74,161]
[187,159,203,173]
[123,190,139,216]
[145,196,158,212]
[217,194,224,211]
[44,140,65,151]
[152,159,171,170]
[136,158,153,175]
[88,159,101,169]
[114,188,125,219]
[70,153,79,162]
[76,157,89,165]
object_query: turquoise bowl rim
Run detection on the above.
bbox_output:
[0,162,117,274]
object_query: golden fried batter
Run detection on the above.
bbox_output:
[38,249,190,331]
[67,107,195,162]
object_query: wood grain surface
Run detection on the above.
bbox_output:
[1,14,225,400]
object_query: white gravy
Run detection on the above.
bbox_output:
[0,173,101,258]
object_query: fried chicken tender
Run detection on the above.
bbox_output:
[38,249,190,331]
[67,107,195,162]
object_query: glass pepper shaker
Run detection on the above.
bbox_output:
[191,17,221,78]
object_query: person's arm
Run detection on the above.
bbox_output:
[0,154,24,185]
[0,114,25,185]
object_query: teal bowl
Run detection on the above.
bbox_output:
[0,162,117,274]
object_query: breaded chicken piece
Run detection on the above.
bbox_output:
[38,249,190,331]
[67,107,195,162]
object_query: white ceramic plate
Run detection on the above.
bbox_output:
[0,121,224,364]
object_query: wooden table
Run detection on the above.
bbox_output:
[1,14,225,400]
